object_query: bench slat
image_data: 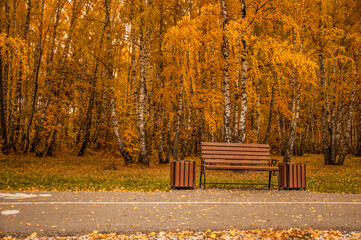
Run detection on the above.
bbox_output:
[201,146,270,152]
[205,160,270,165]
[204,165,278,171]
[202,150,270,156]
[202,142,269,148]
[202,155,271,160]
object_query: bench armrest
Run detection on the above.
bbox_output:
[270,159,280,167]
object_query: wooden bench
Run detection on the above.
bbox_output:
[199,142,279,189]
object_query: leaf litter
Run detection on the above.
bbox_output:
[1,229,361,240]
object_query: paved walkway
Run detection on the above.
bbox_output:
[1,189,360,237]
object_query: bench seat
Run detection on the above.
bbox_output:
[204,165,279,171]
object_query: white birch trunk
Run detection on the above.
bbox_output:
[110,87,134,164]
[221,0,232,143]
[337,44,358,165]
[105,0,133,164]
[238,0,248,143]
[138,25,150,165]
[233,35,241,142]
[283,25,301,162]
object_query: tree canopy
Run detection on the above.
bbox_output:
[0,0,360,165]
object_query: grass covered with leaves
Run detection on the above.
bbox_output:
[0,153,360,193]
[2,229,361,240]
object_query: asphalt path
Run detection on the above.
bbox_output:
[1,189,360,237]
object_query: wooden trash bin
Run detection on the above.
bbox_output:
[278,163,306,190]
[170,160,196,189]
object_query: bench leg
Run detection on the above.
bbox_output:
[204,170,206,190]
[268,171,272,189]
[199,168,203,188]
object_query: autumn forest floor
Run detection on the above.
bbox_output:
[1,153,361,239]
[1,153,361,193]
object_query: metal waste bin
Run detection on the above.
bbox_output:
[278,163,306,190]
[170,160,196,189]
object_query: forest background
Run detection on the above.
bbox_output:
[0,0,361,167]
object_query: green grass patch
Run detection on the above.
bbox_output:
[0,153,360,193]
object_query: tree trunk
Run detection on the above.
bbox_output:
[130,24,140,133]
[283,27,301,162]
[337,44,358,165]
[24,0,45,152]
[255,76,261,142]
[188,109,197,155]
[165,115,172,163]
[337,90,355,165]
[6,0,17,152]
[329,55,339,164]
[156,1,166,163]
[263,81,276,144]
[355,101,361,157]
[76,61,85,146]
[157,104,165,163]
[233,35,241,142]
[110,87,133,164]
[1,0,11,153]
[173,76,183,160]
[283,80,301,162]
[78,1,107,156]
[78,63,98,156]
[319,53,331,164]
[357,101,361,156]
[350,27,360,158]
[43,0,79,156]
[46,128,57,156]
[0,50,8,153]
[181,87,193,160]
[221,0,231,143]
[102,0,133,164]
[33,0,62,155]
[277,112,286,155]
[16,0,32,150]
[210,45,216,142]
[318,1,332,165]
[138,26,150,165]
[147,27,155,150]
[238,0,248,143]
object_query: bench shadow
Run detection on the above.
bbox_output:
[194,186,279,191]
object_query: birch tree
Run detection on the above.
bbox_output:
[221,0,232,143]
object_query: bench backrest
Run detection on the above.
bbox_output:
[201,142,271,165]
